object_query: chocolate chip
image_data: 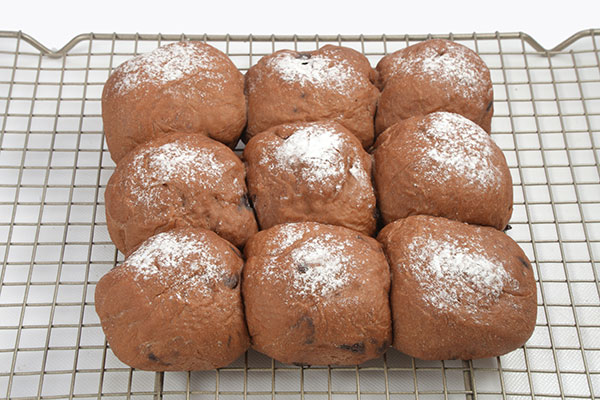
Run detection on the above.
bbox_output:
[355,234,367,242]
[376,340,390,355]
[486,101,494,112]
[338,342,365,354]
[228,244,242,257]
[239,193,252,210]
[223,274,239,289]
[148,352,171,366]
[503,224,513,232]
[373,207,380,220]
[518,256,531,270]
[296,52,312,60]
[300,92,306,98]
[293,315,315,345]
[297,263,308,274]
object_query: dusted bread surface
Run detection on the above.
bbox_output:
[378,215,537,360]
[245,45,380,148]
[243,222,392,365]
[94,228,249,371]
[376,39,493,135]
[373,112,512,230]
[104,133,257,255]
[244,121,377,235]
[102,41,246,162]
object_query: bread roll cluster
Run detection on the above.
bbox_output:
[96,38,536,371]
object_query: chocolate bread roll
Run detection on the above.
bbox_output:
[105,133,257,255]
[243,222,392,365]
[373,112,512,230]
[244,121,377,235]
[378,215,537,360]
[95,228,249,370]
[376,39,493,135]
[245,45,380,148]
[102,41,246,162]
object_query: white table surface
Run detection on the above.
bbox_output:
[3,0,599,51]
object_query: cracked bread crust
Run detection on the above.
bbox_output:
[94,228,249,371]
[104,133,257,256]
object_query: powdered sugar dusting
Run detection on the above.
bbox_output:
[261,224,358,298]
[125,230,223,297]
[144,141,223,181]
[267,52,357,95]
[128,139,241,207]
[394,42,486,99]
[274,124,343,189]
[112,42,224,96]
[349,160,367,182]
[288,233,354,296]
[406,231,514,314]
[265,223,308,255]
[416,112,499,187]
[259,123,371,193]
[349,158,373,202]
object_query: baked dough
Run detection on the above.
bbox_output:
[244,121,376,235]
[376,39,493,135]
[378,215,537,360]
[243,222,392,365]
[373,112,512,230]
[104,133,257,255]
[102,41,246,162]
[245,45,380,148]
[94,228,249,370]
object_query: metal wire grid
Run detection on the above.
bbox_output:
[0,31,599,399]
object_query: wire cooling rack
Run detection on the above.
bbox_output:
[0,30,599,400]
